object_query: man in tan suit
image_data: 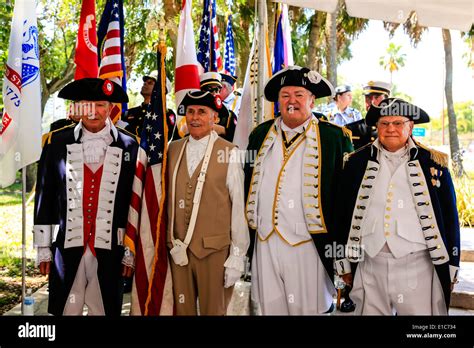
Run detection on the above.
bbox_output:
[167,90,249,315]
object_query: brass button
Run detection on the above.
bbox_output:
[431,224,435,229]
[388,192,393,197]
[389,184,394,189]
[385,215,390,219]
[425,202,430,206]
[434,235,438,239]
[384,223,389,228]
[387,199,392,203]
[385,232,390,236]
[386,207,391,211]
[437,245,441,249]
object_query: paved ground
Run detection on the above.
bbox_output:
[5,227,474,316]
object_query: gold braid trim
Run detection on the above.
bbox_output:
[41,124,76,147]
[319,118,352,139]
[116,126,140,143]
[415,140,449,168]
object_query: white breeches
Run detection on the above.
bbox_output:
[63,246,105,315]
[351,249,446,315]
[251,233,335,315]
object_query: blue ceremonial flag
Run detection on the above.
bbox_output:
[223,14,236,76]
[197,0,223,72]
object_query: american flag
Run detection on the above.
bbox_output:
[125,43,173,316]
[97,0,127,122]
[223,14,236,76]
[197,0,222,72]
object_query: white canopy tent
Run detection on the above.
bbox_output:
[251,0,473,123]
[275,0,474,32]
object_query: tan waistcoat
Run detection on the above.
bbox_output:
[166,136,235,259]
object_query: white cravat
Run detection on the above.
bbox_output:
[281,117,311,140]
[81,120,113,170]
[185,134,210,177]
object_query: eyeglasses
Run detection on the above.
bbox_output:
[377,120,411,128]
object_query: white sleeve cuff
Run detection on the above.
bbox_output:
[224,254,246,273]
[36,247,52,266]
[33,225,57,247]
[335,258,351,276]
[449,265,459,283]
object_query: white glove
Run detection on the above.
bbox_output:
[224,267,242,288]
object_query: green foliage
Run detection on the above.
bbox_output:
[453,173,474,227]
[430,101,473,134]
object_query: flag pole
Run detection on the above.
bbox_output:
[256,0,266,124]
[21,167,27,315]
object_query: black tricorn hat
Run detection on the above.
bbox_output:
[58,78,129,103]
[366,98,430,127]
[178,90,229,120]
[264,66,334,102]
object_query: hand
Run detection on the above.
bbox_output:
[224,267,242,288]
[341,273,353,287]
[122,265,134,278]
[39,261,50,275]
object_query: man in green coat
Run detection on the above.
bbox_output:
[244,66,353,315]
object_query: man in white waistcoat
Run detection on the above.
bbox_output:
[335,98,460,315]
[244,66,354,315]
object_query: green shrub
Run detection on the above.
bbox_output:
[453,174,474,227]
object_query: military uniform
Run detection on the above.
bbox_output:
[324,104,362,126]
[244,66,353,315]
[34,121,138,315]
[335,99,460,315]
[34,78,138,316]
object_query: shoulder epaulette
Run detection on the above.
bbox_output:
[116,126,140,143]
[41,123,75,147]
[414,140,449,168]
[319,118,352,139]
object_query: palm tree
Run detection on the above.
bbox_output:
[379,42,406,84]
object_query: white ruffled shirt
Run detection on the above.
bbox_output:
[185,132,250,273]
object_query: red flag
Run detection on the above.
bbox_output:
[74,0,98,80]
[126,43,173,316]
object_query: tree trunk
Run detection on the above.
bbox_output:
[238,16,251,83]
[163,0,179,68]
[442,28,463,177]
[325,7,337,86]
[307,11,323,72]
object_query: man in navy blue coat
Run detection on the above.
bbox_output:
[335,98,460,315]
[33,78,138,315]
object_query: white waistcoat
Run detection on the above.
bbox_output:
[257,132,312,245]
[361,154,427,258]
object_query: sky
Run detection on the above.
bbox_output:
[338,20,473,118]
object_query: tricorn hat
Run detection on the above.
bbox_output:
[178,90,229,120]
[365,98,430,127]
[58,78,128,103]
[264,66,334,102]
